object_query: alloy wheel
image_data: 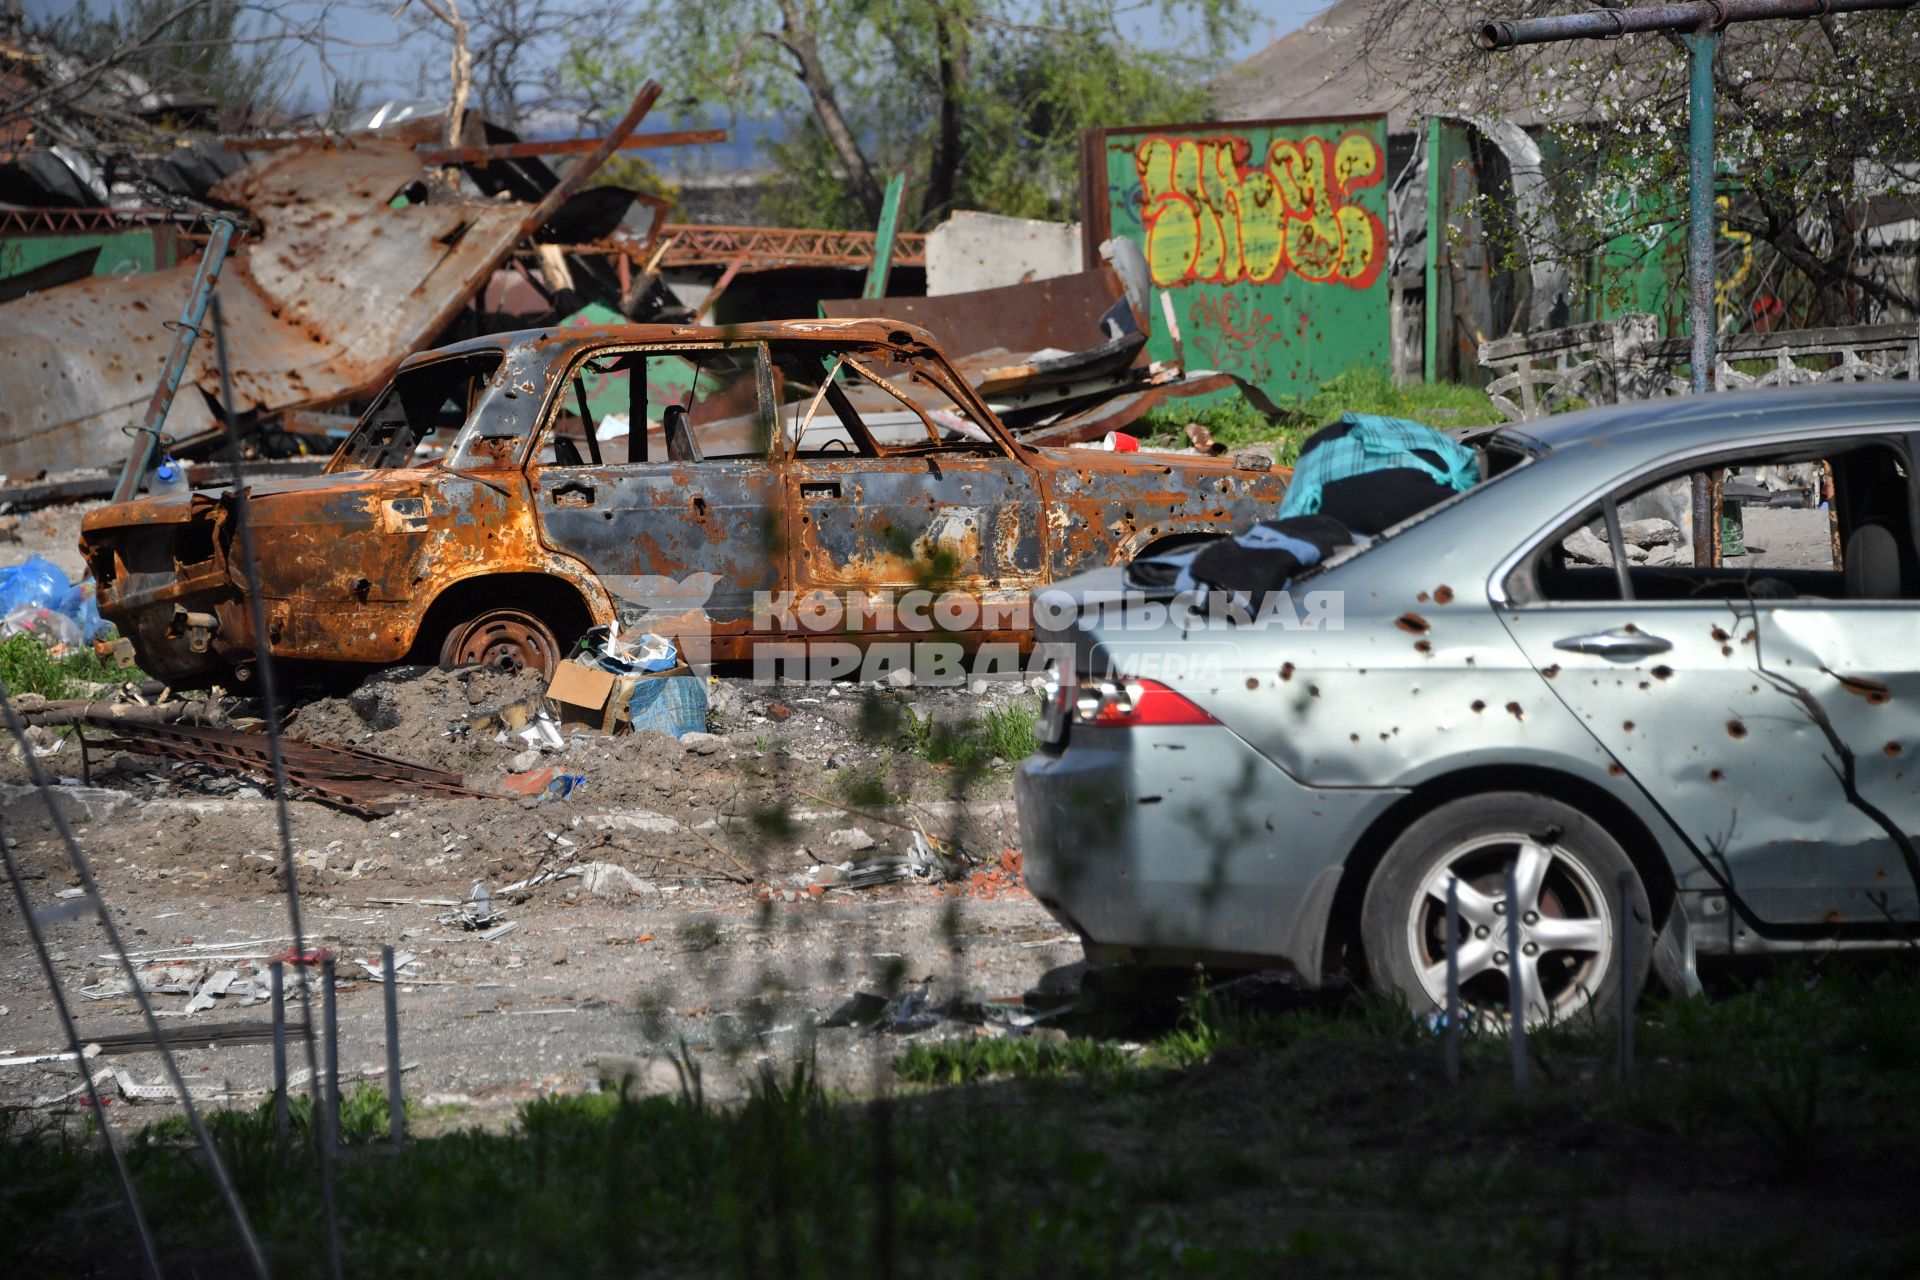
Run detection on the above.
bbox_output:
[1406,832,1613,1028]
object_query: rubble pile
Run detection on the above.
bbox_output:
[1562,516,1690,567]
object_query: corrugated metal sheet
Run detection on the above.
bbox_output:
[0,137,529,476]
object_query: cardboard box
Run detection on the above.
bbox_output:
[548,659,697,733]
[545,659,617,727]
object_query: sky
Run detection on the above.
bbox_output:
[21,0,1328,149]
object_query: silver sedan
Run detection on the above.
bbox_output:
[1016,383,1920,1026]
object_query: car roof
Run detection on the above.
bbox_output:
[1497,381,1920,457]
[397,318,943,373]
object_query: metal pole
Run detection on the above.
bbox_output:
[110,216,238,505]
[1476,0,1916,49]
[1618,871,1637,1077]
[0,687,270,1280]
[0,817,164,1280]
[271,961,289,1137]
[1444,876,1463,1083]
[382,944,405,1145]
[863,173,907,300]
[322,958,341,1155]
[210,295,343,1280]
[1686,30,1721,569]
[1686,30,1718,396]
[1504,862,1529,1092]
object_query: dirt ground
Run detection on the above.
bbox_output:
[0,657,1070,1124]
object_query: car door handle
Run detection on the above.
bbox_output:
[1552,628,1672,657]
[800,482,841,500]
[549,482,595,508]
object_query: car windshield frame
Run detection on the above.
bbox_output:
[328,351,504,473]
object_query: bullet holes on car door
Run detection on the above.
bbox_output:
[1500,431,1920,932]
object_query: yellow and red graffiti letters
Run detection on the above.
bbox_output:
[1136,131,1385,290]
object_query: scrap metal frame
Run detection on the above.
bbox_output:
[659,223,927,269]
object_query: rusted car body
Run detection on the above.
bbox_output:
[81,319,1287,685]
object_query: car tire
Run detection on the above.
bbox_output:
[1360,792,1650,1029]
[439,608,562,677]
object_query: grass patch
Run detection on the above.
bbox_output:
[0,632,130,699]
[895,1034,1134,1085]
[10,962,1920,1277]
[1137,366,1502,467]
[911,699,1041,771]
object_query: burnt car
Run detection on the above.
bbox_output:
[1018,383,1920,1027]
[81,320,1286,685]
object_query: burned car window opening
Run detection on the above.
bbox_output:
[333,352,502,472]
[536,345,766,468]
[777,351,878,458]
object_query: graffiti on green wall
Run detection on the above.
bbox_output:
[1095,115,1391,405]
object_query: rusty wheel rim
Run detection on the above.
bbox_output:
[441,610,559,677]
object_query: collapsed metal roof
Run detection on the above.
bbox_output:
[0,78,670,479]
[0,134,536,474]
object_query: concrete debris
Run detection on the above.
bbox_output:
[1563,517,1686,568]
[579,861,647,899]
[182,968,239,1015]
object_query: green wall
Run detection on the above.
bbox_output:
[1095,115,1393,406]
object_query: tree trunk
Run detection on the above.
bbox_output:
[776,0,884,223]
[922,5,969,225]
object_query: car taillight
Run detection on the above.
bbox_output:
[1071,677,1218,727]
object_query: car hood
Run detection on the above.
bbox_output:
[80,467,452,537]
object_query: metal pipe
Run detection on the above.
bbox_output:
[1444,876,1462,1083]
[382,944,405,1145]
[110,215,238,505]
[322,957,341,1156]
[1477,0,1915,49]
[1686,30,1718,396]
[271,961,289,1137]
[1618,871,1637,1077]
[1504,862,1529,1091]
[210,294,343,1280]
[0,686,271,1280]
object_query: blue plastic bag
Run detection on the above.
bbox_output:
[0,556,70,614]
[0,556,112,644]
[58,583,108,642]
[627,674,709,739]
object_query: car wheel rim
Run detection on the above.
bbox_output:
[1406,832,1613,1029]
[442,610,557,677]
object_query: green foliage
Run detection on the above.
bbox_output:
[895,1033,1132,1085]
[569,1,1246,229]
[1378,2,1920,326]
[910,698,1041,770]
[0,633,131,699]
[133,1084,411,1150]
[1281,366,1502,433]
[1137,391,1291,459]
